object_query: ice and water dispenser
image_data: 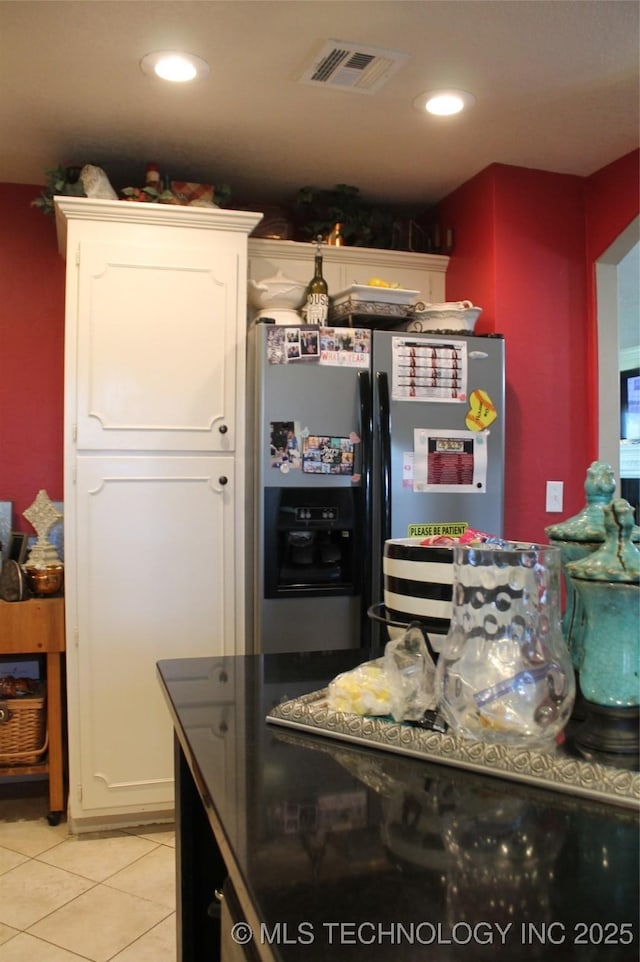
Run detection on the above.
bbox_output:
[263,487,359,598]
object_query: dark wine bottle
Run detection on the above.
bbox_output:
[304,237,329,325]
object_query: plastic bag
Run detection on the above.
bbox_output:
[384,624,438,721]
[326,624,438,722]
[327,659,392,716]
[420,527,504,547]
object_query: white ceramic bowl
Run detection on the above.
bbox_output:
[248,271,307,312]
[409,300,482,333]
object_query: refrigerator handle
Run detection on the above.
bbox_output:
[358,370,373,645]
[376,370,392,545]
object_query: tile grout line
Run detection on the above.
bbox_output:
[33,840,162,879]
[12,849,176,961]
[0,805,177,959]
[103,910,177,962]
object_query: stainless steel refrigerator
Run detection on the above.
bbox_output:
[247,322,505,654]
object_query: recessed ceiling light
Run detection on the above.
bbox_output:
[414,89,476,116]
[140,51,209,83]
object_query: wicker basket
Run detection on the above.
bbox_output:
[0,686,47,766]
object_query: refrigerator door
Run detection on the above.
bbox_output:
[370,330,505,603]
[249,324,366,653]
[251,325,364,490]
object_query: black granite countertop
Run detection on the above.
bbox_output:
[158,650,639,961]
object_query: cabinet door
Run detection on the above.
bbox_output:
[73,240,238,452]
[70,455,235,815]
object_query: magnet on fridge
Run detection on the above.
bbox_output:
[402,452,414,488]
[465,389,497,431]
[301,427,310,438]
[270,420,302,470]
[349,432,361,443]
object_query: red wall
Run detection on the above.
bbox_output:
[436,156,639,543]
[583,150,640,453]
[584,150,639,261]
[0,185,65,534]
[436,167,499,336]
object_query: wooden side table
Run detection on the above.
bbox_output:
[0,597,66,824]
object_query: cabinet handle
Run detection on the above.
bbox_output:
[207,892,223,919]
[218,476,228,486]
[218,424,228,434]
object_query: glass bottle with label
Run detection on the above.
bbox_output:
[304,236,329,325]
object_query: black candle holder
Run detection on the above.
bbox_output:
[573,701,640,771]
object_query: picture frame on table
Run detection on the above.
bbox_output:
[0,501,12,562]
[8,532,29,565]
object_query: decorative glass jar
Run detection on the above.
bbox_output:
[436,542,575,747]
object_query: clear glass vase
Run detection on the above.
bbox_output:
[435,542,575,747]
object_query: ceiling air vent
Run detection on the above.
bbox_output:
[299,40,409,95]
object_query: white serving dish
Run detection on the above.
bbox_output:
[333,284,420,308]
[248,271,307,312]
[409,300,482,332]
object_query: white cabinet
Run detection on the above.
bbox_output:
[73,454,234,815]
[247,238,449,312]
[55,198,261,830]
[73,239,238,452]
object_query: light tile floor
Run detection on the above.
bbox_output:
[0,785,176,962]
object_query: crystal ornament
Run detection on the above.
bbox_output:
[23,489,63,566]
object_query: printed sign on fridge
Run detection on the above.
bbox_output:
[392,337,468,401]
[413,428,488,493]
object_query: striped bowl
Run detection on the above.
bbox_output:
[382,538,454,649]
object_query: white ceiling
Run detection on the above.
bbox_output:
[1,0,638,209]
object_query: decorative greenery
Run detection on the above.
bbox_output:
[294,183,417,249]
[32,166,419,248]
[121,185,163,203]
[33,164,233,213]
[213,183,232,207]
[122,182,232,206]
[31,166,85,215]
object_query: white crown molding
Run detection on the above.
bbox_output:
[248,237,449,274]
[54,196,263,256]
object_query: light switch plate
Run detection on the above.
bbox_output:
[546,480,564,513]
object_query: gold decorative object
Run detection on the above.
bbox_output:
[24,564,64,597]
